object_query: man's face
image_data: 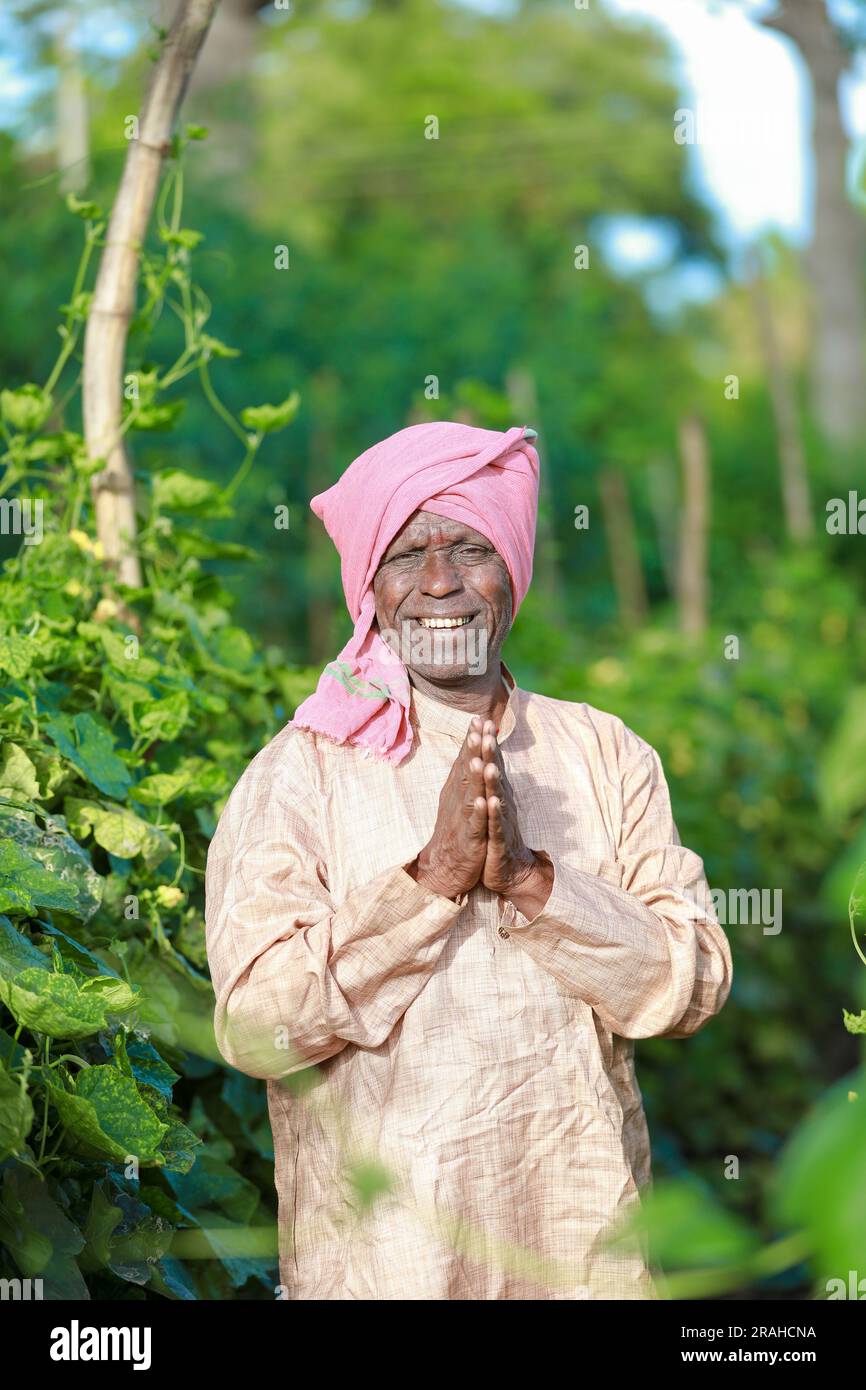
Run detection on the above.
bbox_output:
[372,510,512,684]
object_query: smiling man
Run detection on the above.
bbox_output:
[204,421,733,1301]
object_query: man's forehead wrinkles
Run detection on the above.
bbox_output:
[388,514,491,551]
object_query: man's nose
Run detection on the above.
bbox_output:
[418,552,463,596]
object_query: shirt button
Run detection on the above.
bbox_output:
[498,925,510,939]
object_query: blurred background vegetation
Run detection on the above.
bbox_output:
[1,0,865,1299]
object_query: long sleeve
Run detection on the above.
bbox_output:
[507,724,733,1041]
[204,734,466,1080]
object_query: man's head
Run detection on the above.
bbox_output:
[292,421,539,762]
[373,509,513,686]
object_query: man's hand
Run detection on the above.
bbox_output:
[478,720,555,919]
[406,716,489,900]
[475,719,534,894]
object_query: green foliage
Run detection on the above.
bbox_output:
[0,160,318,1299]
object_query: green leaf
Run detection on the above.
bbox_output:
[20,429,82,462]
[211,627,256,672]
[0,634,35,680]
[164,1153,259,1222]
[159,227,204,250]
[126,1036,181,1100]
[65,192,104,221]
[849,859,866,970]
[0,1055,34,1161]
[65,798,172,868]
[128,400,185,432]
[37,922,119,977]
[129,769,192,806]
[0,742,41,800]
[158,1120,202,1174]
[77,622,161,681]
[0,833,90,918]
[198,333,240,360]
[0,970,137,1039]
[120,946,217,1058]
[772,1069,866,1279]
[0,1165,88,1298]
[819,687,866,822]
[0,383,53,434]
[240,390,300,435]
[130,756,234,809]
[44,712,132,799]
[617,1178,757,1270]
[173,531,256,562]
[148,1255,197,1300]
[46,1066,168,1164]
[0,810,103,920]
[137,691,190,741]
[104,672,159,726]
[0,914,52,977]
[152,468,231,518]
[80,1181,123,1272]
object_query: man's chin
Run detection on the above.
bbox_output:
[408,663,482,685]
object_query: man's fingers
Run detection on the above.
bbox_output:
[464,722,483,756]
[469,794,488,837]
[481,721,507,776]
[483,761,501,792]
[487,795,504,839]
[467,755,485,804]
[482,731,515,811]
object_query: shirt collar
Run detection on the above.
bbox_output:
[409,660,521,745]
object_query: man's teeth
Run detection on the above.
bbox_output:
[416,616,473,628]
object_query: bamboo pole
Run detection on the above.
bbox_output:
[83,0,220,588]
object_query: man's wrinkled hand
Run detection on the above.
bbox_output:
[406,716,489,900]
[475,720,535,895]
[478,720,554,917]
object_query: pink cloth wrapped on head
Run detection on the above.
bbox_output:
[291,420,540,764]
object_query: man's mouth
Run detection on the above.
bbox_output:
[412,615,475,629]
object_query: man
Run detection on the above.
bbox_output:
[204,421,733,1300]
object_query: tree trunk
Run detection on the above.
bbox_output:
[763,0,866,451]
[746,246,814,541]
[647,452,678,599]
[83,0,220,588]
[598,466,648,630]
[676,415,710,637]
[505,367,566,627]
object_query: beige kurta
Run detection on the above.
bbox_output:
[204,664,732,1300]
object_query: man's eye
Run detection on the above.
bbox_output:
[454,546,489,560]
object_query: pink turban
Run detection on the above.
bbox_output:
[291,421,540,764]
